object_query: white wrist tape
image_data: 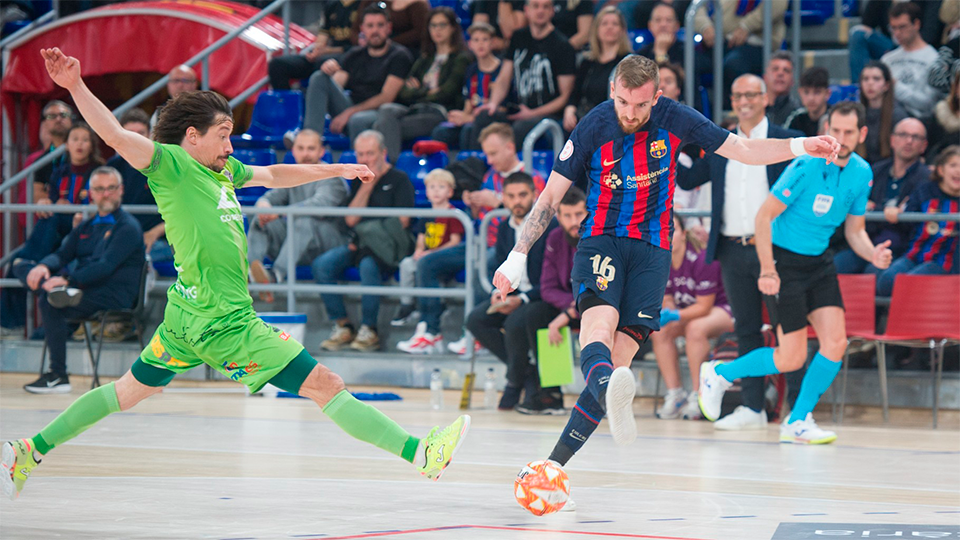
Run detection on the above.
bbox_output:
[497,251,528,290]
[790,137,808,157]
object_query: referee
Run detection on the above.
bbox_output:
[698,101,893,444]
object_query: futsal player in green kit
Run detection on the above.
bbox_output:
[2,48,470,500]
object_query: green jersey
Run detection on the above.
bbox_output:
[139,142,255,317]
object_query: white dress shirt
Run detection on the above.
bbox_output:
[722,117,771,237]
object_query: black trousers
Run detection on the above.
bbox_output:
[37,287,118,376]
[466,299,560,390]
[268,54,322,90]
[717,239,805,412]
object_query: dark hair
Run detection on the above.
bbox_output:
[828,101,866,129]
[467,21,496,37]
[889,2,921,24]
[361,3,390,24]
[503,171,536,191]
[424,7,465,57]
[119,108,150,129]
[66,122,104,166]
[153,91,233,145]
[658,62,685,93]
[858,61,896,160]
[931,145,960,185]
[560,186,586,207]
[799,66,829,90]
[43,99,73,115]
[768,50,794,67]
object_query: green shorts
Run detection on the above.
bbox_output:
[138,303,307,393]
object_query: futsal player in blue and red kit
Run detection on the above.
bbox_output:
[493,55,841,472]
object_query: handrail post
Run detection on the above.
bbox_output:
[712,1,724,123]
[521,119,563,175]
[763,0,772,71]
[283,0,291,54]
[683,0,723,120]
[286,206,296,311]
[792,0,801,87]
[202,58,210,91]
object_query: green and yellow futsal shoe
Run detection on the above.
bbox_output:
[2,439,41,500]
[415,415,471,481]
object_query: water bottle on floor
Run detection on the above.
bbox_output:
[483,368,498,409]
[430,369,443,410]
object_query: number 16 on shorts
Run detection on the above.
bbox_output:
[591,254,616,291]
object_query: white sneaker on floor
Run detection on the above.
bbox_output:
[605,367,637,446]
[698,360,732,422]
[780,413,837,445]
[397,322,443,354]
[447,335,482,355]
[715,405,767,430]
[655,388,687,419]
[680,397,702,420]
[560,497,577,512]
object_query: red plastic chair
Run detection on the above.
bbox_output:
[853,275,960,427]
[806,274,877,423]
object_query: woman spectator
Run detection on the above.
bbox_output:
[562,6,630,132]
[857,61,907,164]
[877,145,960,296]
[652,216,734,420]
[552,0,594,51]
[351,0,428,56]
[374,7,471,161]
[929,71,960,161]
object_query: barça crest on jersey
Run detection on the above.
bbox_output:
[812,194,834,217]
[596,276,609,291]
[650,139,668,159]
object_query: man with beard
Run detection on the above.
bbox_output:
[27,100,74,205]
[493,56,840,480]
[20,167,145,394]
[699,102,893,445]
[301,4,413,141]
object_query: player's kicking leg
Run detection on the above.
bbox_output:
[2,364,168,499]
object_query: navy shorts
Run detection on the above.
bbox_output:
[571,235,672,340]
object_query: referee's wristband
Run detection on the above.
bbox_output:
[790,137,808,157]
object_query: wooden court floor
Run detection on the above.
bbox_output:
[1,372,958,540]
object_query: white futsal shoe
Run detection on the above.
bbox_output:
[780,413,837,445]
[605,367,637,446]
[698,360,732,422]
[715,406,767,431]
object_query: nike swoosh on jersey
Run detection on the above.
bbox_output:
[602,157,622,167]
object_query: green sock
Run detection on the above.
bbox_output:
[322,390,420,463]
[32,382,121,455]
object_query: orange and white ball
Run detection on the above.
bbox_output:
[514,460,570,516]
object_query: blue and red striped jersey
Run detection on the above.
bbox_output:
[904,181,959,272]
[552,98,729,249]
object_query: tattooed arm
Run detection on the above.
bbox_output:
[492,171,573,300]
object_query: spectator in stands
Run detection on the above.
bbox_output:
[314,130,415,352]
[695,0,788,103]
[395,170,465,353]
[929,70,960,161]
[882,2,943,120]
[17,167,145,394]
[552,0,593,51]
[652,216,734,421]
[26,101,73,205]
[465,172,556,410]
[676,74,804,431]
[267,1,362,90]
[929,35,960,96]
[877,145,960,296]
[784,67,831,137]
[836,118,930,274]
[470,0,526,51]
[858,61,908,164]
[513,186,587,415]
[849,0,897,81]
[430,22,505,150]
[658,62,683,101]
[633,0,690,31]
[764,51,800,126]
[302,5,413,142]
[150,65,197,130]
[472,0,576,149]
[563,6,631,132]
[373,7,471,161]
[351,0,428,56]
[638,2,685,67]
[248,130,349,303]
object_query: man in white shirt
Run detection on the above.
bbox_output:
[676,74,805,430]
[881,2,943,120]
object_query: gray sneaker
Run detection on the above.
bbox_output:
[320,323,355,351]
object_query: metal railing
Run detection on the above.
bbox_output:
[0,11,55,51]
[684,0,724,123]
[521,119,564,175]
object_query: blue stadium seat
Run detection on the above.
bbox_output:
[784,0,835,25]
[396,151,450,207]
[527,150,554,180]
[232,91,303,150]
[281,151,333,164]
[456,150,486,163]
[828,84,859,105]
[153,260,177,278]
[841,0,858,17]
[233,148,277,166]
[323,116,352,151]
[628,29,652,52]
[339,151,357,164]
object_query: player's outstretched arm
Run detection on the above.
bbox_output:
[844,215,893,270]
[754,194,788,296]
[715,133,841,166]
[246,163,374,188]
[41,48,154,170]
[491,171,572,301]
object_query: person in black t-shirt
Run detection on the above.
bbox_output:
[563,6,630,132]
[552,0,593,51]
[267,1,361,91]
[471,0,526,51]
[302,5,413,142]
[784,67,831,137]
[472,0,576,149]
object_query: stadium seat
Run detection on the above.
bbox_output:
[784,0,835,25]
[828,84,859,105]
[526,150,554,180]
[281,151,333,164]
[232,91,303,150]
[456,150,485,163]
[233,148,277,167]
[396,151,450,207]
[628,29,652,52]
[339,151,357,164]
[324,114,352,151]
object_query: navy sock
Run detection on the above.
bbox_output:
[580,342,614,409]
[548,388,605,466]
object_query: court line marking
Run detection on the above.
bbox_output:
[315,524,713,540]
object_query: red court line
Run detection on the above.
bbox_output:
[318,524,712,540]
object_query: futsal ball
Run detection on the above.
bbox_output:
[514,460,570,515]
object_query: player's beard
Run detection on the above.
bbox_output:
[838,145,855,160]
[617,116,642,134]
